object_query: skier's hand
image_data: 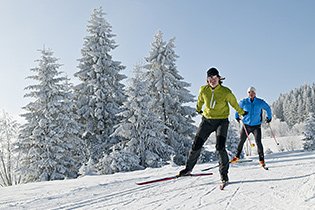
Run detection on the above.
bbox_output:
[236,117,241,123]
[197,110,203,115]
[265,118,272,123]
[242,111,248,116]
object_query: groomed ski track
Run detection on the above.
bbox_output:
[1,150,315,210]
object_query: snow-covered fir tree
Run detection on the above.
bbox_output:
[17,48,83,183]
[73,7,127,165]
[226,121,244,159]
[142,31,196,165]
[272,83,315,127]
[303,112,315,151]
[99,65,174,174]
[0,111,20,186]
[78,157,98,176]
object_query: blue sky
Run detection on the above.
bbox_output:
[1,0,315,121]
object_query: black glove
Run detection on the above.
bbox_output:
[265,118,272,123]
[197,110,203,115]
[242,111,248,116]
[236,117,241,123]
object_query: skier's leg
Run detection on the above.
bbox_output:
[184,140,202,172]
[183,117,214,173]
[253,126,264,161]
[236,126,248,158]
[217,136,229,181]
[215,119,229,182]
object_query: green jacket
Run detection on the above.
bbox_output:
[196,84,245,119]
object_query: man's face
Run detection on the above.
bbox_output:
[207,75,219,87]
[248,90,256,98]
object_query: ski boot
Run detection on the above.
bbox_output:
[177,168,192,177]
[230,156,240,164]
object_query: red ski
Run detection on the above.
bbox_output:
[136,172,213,185]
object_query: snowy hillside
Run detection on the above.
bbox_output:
[1,149,315,210]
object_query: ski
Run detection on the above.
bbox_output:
[231,159,253,164]
[136,172,213,185]
[262,166,269,170]
[201,164,219,171]
[202,159,253,171]
[260,162,269,170]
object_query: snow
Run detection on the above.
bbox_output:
[1,146,315,209]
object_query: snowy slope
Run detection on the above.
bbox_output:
[1,150,315,210]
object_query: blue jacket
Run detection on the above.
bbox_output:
[235,97,272,126]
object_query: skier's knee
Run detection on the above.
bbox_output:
[216,135,226,151]
[192,136,204,151]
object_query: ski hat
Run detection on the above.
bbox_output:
[207,67,220,77]
[207,67,225,81]
[247,86,256,93]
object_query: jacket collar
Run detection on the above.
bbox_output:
[247,96,256,102]
[208,84,221,91]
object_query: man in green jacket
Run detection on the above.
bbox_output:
[178,67,247,184]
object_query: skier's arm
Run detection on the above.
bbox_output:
[196,87,204,113]
[227,92,245,116]
[235,100,243,119]
[262,100,272,120]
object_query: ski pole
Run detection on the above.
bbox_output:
[268,123,280,145]
[201,164,219,171]
[240,120,255,148]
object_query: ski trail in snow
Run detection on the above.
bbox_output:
[104,176,209,210]
[198,185,217,207]
[150,175,205,210]
[49,183,161,210]
[224,186,240,209]
[1,150,315,210]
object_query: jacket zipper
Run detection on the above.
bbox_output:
[210,89,216,109]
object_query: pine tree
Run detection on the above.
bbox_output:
[78,157,98,176]
[143,31,196,165]
[303,112,315,151]
[297,94,304,123]
[74,7,127,164]
[0,111,20,186]
[17,48,83,183]
[99,65,174,174]
[272,83,315,127]
[272,94,284,122]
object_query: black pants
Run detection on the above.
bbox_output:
[185,117,229,176]
[236,124,264,161]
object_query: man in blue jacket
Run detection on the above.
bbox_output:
[232,86,272,167]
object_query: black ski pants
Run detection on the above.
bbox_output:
[236,124,264,161]
[185,117,230,177]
